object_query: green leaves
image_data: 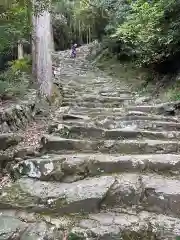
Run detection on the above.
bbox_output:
[112,0,180,66]
[0,0,31,54]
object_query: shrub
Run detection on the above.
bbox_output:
[113,0,180,67]
[0,55,32,100]
[7,55,31,75]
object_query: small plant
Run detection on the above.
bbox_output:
[7,56,31,74]
[167,89,180,101]
[68,232,85,240]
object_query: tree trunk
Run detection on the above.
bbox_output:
[18,41,24,59]
[88,26,91,43]
[31,13,37,79]
[32,0,53,99]
[50,16,54,51]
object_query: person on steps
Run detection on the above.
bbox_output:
[70,43,77,58]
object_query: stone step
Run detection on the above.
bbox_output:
[69,107,124,113]
[0,176,115,214]
[48,121,94,133]
[63,96,133,103]
[126,101,180,115]
[62,114,90,121]
[62,101,131,108]
[61,101,179,116]
[71,111,125,118]
[94,114,179,123]
[68,107,124,116]
[96,119,180,131]
[63,99,133,105]
[11,153,180,181]
[51,124,180,140]
[58,111,179,124]
[2,173,180,217]
[48,121,96,133]
[41,135,180,154]
[99,90,132,95]
[68,102,179,116]
[69,210,180,239]
[67,106,178,117]
[49,119,180,133]
[114,120,180,131]
[126,105,160,113]
[101,173,180,218]
[3,207,180,239]
[0,210,63,239]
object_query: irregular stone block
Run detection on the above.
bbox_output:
[0,176,115,214]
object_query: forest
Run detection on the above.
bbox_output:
[0,0,179,101]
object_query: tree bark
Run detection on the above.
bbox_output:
[32,0,53,98]
[31,13,37,79]
[17,41,24,59]
[50,16,54,51]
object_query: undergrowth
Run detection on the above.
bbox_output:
[95,55,147,91]
[0,56,32,100]
[95,54,180,102]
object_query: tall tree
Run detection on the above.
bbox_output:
[1,0,54,99]
[32,0,53,99]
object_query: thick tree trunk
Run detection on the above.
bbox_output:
[32,0,53,98]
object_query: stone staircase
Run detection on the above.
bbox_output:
[1,45,180,239]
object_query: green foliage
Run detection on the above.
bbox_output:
[0,0,32,99]
[71,0,180,75]
[8,56,31,74]
[112,0,180,67]
[0,70,30,99]
[68,232,85,240]
[0,1,30,53]
[163,78,180,101]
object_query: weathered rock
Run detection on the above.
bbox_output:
[41,135,180,154]
[11,153,180,181]
[158,101,180,116]
[99,90,131,96]
[0,91,37,133]
[3,172,180,217]
[0,214,27,239]
[0,176,115,214]
[70,210,180,239]
[1,122,10,132]
[13,146,39,159]
[114,120,180,131]
[0,210,63,240]
[62,114,90,121]
[20,221,63,240]
[135,96,151,104]
[0,151,13,169]
[102,173,180,217]
[0,133,23,150]
[126,101,180,115]
[68,107,124,116]
[11,154,66,180]
[63,96,133,108]
[109,115,179,123]
[52,124,180,140]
